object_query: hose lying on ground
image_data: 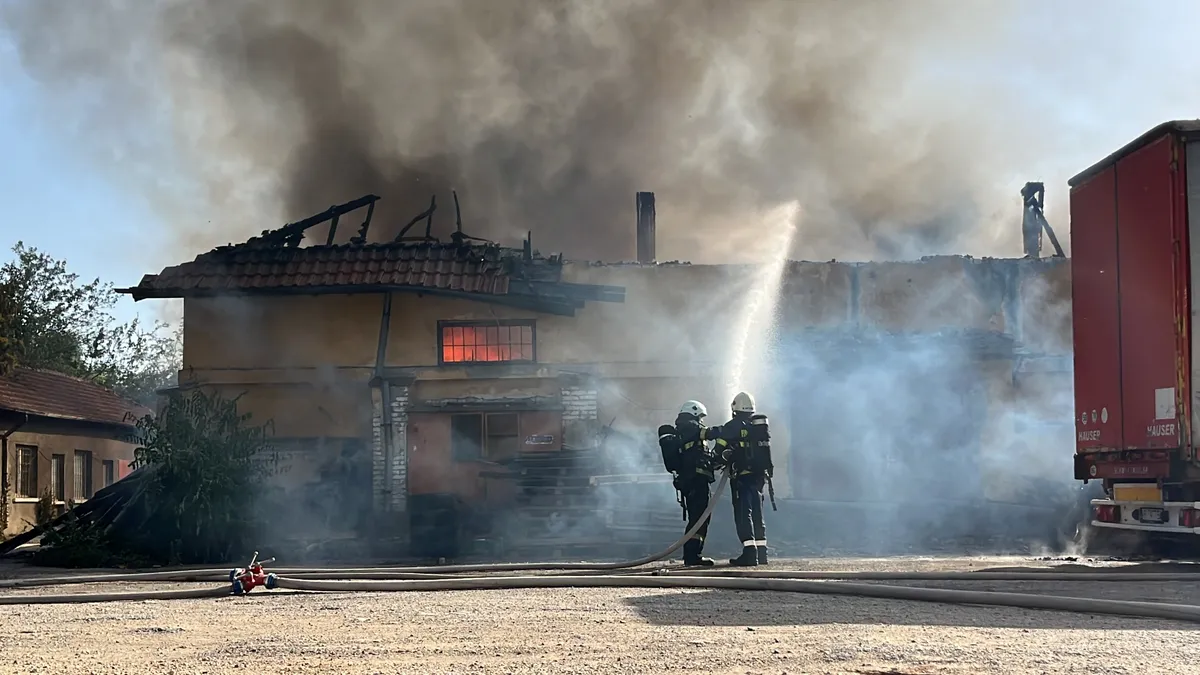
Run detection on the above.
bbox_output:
[0,569,452,590]
[9,570,1200,624]
[12,566,1200,592]
[268,568,1200,583]
[8,463,1200,622]
[0,586,232,605]
[268,574,1200,624]
[652,569,1200,582]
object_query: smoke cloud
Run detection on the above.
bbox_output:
[567,258,1080,557]
[1,0,1084,560]
[0,0,1033,263]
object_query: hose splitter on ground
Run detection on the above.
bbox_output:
[229,551,278,595]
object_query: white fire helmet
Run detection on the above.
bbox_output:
[731,391,756,414]
[679,400,708,418]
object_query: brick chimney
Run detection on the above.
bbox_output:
[636,191,656,263]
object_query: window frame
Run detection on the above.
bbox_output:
[102,460,116,488]
[449,412,522,462]
[450,413,485,462]
[437,319,537,366]
[50,454,66,502]
[484,412,520,460]
[15,445,38,499]
[74,449,94,500]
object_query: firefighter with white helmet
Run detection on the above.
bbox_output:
[704,391,774,566]
[658,399,719,566]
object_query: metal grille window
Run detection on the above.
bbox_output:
[102,460,116,488]
[439,321,535,364]
[15,445,37,498]
[50,454,65,501]
[74,450,93,500]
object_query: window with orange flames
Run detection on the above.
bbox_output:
[439,321,535,364]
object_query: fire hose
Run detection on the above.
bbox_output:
[11,570,1200,625]
[8,469,1200,624]
[0,470,732,592]
[267,574,1200,624]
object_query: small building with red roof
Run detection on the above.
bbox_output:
[0,367,150,537]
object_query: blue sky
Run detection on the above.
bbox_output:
[0,41,175,325]
[2,1,1200,327]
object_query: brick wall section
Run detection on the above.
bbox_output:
[371,384,410,513]
[371,387,386,512]
[389,385,410,512]
[562,385,598,421]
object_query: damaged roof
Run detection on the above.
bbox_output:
[0,368,151,428]
[123,241,514,298]
[117,196,624,316]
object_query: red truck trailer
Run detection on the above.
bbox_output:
[1071,120,1200,538]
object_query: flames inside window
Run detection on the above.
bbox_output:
[441,322,535,364]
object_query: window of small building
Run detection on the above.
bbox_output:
[450,412,521,461]
[50,454,66,502]
[74,450,94,500]
[439,320,535,365]
[15,445,37,498]
[102,460,116,488]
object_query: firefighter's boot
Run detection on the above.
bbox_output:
[682,539,715,567]
[756,545,769,565]
[729,546,759,567]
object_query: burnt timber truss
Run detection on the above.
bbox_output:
[118,195,626,317]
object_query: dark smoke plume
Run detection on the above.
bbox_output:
[1,0,1025,262]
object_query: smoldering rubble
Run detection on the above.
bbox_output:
[1,0,1038,263]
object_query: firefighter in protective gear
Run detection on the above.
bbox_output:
[705,391,774,566]
[659,400,719,566]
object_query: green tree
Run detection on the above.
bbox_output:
[129,389,274,563]
[0,242,180,404]
[33,388,275,567]
[0,277,18,376]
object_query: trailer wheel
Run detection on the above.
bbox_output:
[1053,504,1090,553]
[1053,481,1105,554]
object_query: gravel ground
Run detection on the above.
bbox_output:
[2,556,1199,675]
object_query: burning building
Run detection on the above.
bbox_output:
[118,194,1073,559]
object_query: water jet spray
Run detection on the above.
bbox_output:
[723,201,801,408]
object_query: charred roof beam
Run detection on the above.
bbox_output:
[236,194,381,250]
[1020,182,1065,259]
